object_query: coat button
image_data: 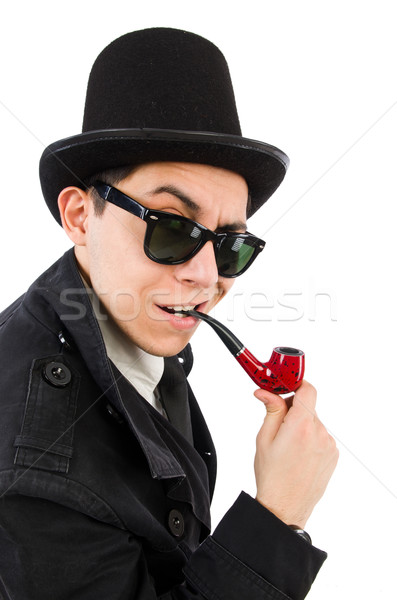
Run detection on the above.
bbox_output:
[105,403,125,426]
[42,362,72,387]
[168,509,185,538]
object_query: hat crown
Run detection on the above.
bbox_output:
[40,27,289,225]
[82,28,242,136]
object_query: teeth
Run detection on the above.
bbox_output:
[167,305,195,311]
[165,305,196,318]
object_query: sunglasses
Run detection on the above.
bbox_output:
[92,182,266,278]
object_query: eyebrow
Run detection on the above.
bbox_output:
[149,184,247,232]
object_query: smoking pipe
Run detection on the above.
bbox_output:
[184,310,304,394]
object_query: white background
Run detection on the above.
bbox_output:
[1,1,396,597]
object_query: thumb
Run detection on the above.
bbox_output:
[254,388,289,443]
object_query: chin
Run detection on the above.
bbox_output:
[147,340,191,358]
[142,332,194,358]
[116,318,195,358]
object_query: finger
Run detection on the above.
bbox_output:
[254,388,289,443]
[291,380,317,419]
[281,392,294,410]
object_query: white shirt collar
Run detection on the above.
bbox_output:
[80,272,164,408]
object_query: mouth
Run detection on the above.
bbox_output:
[159,303,201,318]
[153,299,210,331]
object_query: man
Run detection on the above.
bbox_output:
[0,28,338,599]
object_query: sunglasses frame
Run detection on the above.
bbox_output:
[92,181,265,278]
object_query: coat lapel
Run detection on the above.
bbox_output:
[24,248,214,529]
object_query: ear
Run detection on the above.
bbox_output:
[58,187,90,245]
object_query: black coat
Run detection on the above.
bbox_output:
[0,249,326,599]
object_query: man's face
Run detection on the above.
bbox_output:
[75,162,249,357]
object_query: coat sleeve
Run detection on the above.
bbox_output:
[184,492,327,600]
[0,492,325,600]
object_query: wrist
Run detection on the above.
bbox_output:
[255,496,308,529]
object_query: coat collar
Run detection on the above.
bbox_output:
[23,248,213,528]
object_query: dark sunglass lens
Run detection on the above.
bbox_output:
[148,217,202,262]
[217,237,256,276]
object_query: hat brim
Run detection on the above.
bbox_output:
[39,128,289,224]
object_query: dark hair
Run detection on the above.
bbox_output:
[85,165,137,216]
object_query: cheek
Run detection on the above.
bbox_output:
[87,216,155,305]
[213,278,235,306]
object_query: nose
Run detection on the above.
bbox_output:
[174,241,219,289]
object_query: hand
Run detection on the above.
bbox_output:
[254,380,338,529]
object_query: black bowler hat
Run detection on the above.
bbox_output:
[39,28,289,224]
